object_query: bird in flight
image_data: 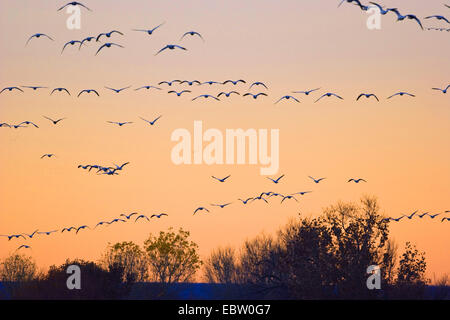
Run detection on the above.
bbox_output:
[181,80,201,86]
[291,191,312,196]
[41,154,56,159]
[267,174,284,184]
[390,215,405,222]
[432,85,450,94]
[120,212,138,220]
[43,116,66,125]
[76,225,90,234]
[281,195,298,204]
[211,203,232,208]
[348,178,367,183]
[61,227,76,233]
[79,36,96,49]
[105,86,131,93]
[309,176,326,184]
[61,40,82,54]
[315,92,344,103]
[159,80,182,86]
[151,213,168,219]
[218,91,240,98]
[405,210,418,219]
[21,86,48,91]
[428,213,441,219]
[26,33,54,45]
[113,162,130,170]
[168,90,191,96]
[109,218,126,225]
[96,30,123,42]
[180,31,204,42]
[95,221,111,228]
[357,93,379,101]
[223,80,246,85]
[38,230,58,236]
[155,44,187,55]
[390,9,423,30]
[17,245,31,250]
[193,207,210,215]
[19,121,39,128]
[58,2,92,11]
[135,85,162,91]
[212,175,231,182]
[140,116,162,126]
[201,81,220,85]
[133,23,165,35]
[1,87,24,94]
[417,212,430,218]
[22,230,39,239]
[275,95,300,104]
[387,92,415,99]
[292,88,320,95]
[238,198,254,205]
[135,215,150,222]
[441,217,450,222]
[424,15,450,24]
[1,234,27,241]
[78,89,100,97]
[107,121,133,127]
[249,82,268,90]
[51,87,71,96]
[243,92,267,99]
[368,2,399,15]
[96,42,124,55]
[192,94,220,101]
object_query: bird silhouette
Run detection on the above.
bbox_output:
[223,80,246,85]
[390,215,405,222]
[159,80,182,86]
[309,176,326,183]
[348,178,367,183]
[21,86,48,91]
[194,207,210,215]
[133,23,165,35]
[428,213,441,219]
[387,91,415,99]
[211,175,231,182]
[217,91,240,98]
[275,95,300,104]
[38,230,58,236]
[243,92,267,99]
[96,30,123,42]
[107,121,133,127]
[1,234,27,241]
[238,198,254,204]
[105,86,131,93]
[201,81,220,85]
[181,80,201,86]
[192,94,220,101]
[58,2,91,11]
[79,36,96,49]
[441,217,450,222]
[19,121,39,128]
[424,15,450,24]
[291,191,312,196]
[315,92,343,103]
[96,42,124,55]
[267,174,284,184]
[168,90,191,96]
[249,82,268,90]
[17,245,31,250]
[41,154,55,159]
[51,87,71,96]
[151,213,168,219]
[61,40,82,54]
[211,203,232,208]
[405,211,418,219]
[78,89,99,97]
[368,2,398,15]
[75,225,90,234]
[120,212,138,220]
[180,31,204,42]
[135,215,150,222]
[357,93,379,101]
[432,85,450,94]
[113,162,130,170]
[135,85,162,91]
[26,33,54,45]
[155,44,187,55]
[292,88,320,95]
[390,9,423,30]
[1,87,24,94]
[95,221,111,228]
[281,195,298,203]
[140,116,162,126]
[43,116,66,125]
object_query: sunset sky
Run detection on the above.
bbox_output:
[0,0,449,280]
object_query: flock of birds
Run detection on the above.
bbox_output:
[340,1,450,30]
[1,1,449,252]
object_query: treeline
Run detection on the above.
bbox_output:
[0,196,448,299]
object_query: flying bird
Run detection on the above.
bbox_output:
[135,85,162,91]
[23,230,39,239]
[441,217,450,222]
[424,15,450,24]
[79,36,96,49]
[159,80,182,86]
[281,195,298,204]
[180,31,204,41]
[38,230,58,236]
[58,2,91,11]
[211,175,231,182]
[168,90,191,96]
[387,91,415,99]
[211,203,232,208]
[369,2,399,15]
[348,178,367,183]
[41,154,55,159]
[405,210,418,219]
[192,94,220,101]
[201,81,220,85]
[217,91,240,98]
[61,227,76,233]
[120,212,138,220]
[309,176,326,184]
[193,207,210,215]
[0,234,27,241]
[1,87,24,94]
[390,9,423,30]
[315,92,344,103]
[96,30,123,42]
[223,80,246,85]
[428,213,441,219]
[133,23,165,35]
[267,174,285,184]
[75,225,90,234]
[51,87,71,95]
[291,191,312,196]
[135,215,150,222]
[61,40,82,54]
[292,88,320,95]
[357,93,379,101]
[43,116,66,125]
[243,92,267,99]
[107,121,133,127]
[181,80,201,86]
[21,86,48,91]
[432,85,450,94]
[17,245,31,250]
[140,116,162,126]
[96,42,124,55]
[390,215,405,222]
[238,198,254,204]
[26,33,54,45]
[19,121,39,128]
[105,86,131,93]
[95,221,111,228]
[249,82,268,90]
[275,95,300,104]
[151,213,168,219]
[155,44,187,55]
[78,89,100,97]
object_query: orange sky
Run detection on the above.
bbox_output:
[0,0,449,281]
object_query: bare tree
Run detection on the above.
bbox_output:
[0,253,37,282]
[203,246,237,284]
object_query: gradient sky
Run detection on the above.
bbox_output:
[0,0,449,280]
